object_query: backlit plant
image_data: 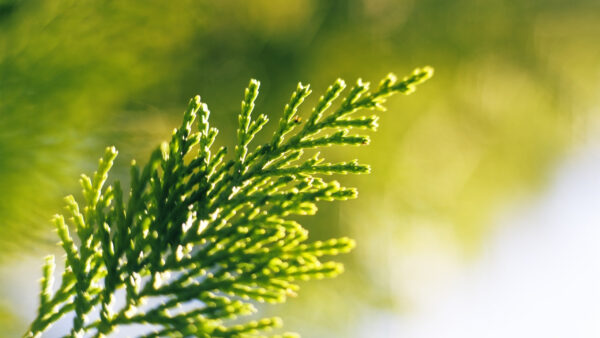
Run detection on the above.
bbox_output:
[26,67,433,337]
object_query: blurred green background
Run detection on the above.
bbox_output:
[1,0,599,336]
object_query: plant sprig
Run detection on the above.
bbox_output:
[26,66,433,337]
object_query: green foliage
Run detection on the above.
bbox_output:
[26,67,433,337]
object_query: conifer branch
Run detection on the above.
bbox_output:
[25,67,433,337]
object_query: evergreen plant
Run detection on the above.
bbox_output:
[26,67,433,337]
